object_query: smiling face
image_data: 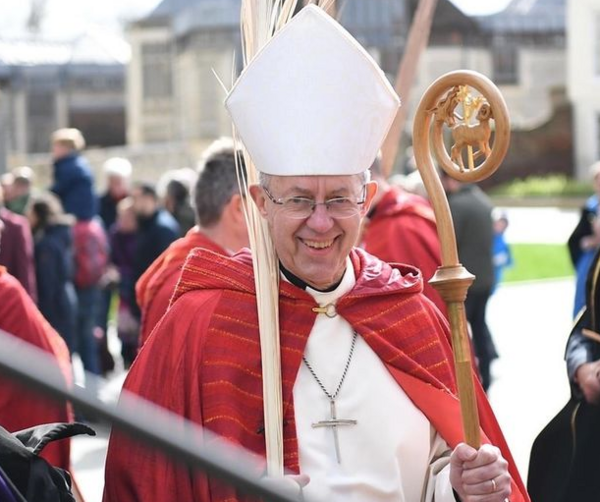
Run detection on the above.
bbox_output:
[251,174,377,290]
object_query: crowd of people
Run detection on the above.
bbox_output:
[0,123,517,495]
[0,128,198,381]
[0,4,532,501]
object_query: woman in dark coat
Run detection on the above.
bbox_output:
[27,193,77,351]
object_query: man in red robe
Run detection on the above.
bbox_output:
[104,5,527,501]
[362,156,446,315]
[0,218,72,471]
[104,247,526,501]
[136,139,249,347]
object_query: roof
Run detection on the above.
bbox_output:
[172,0,240,36]
[476,0,565,33]
[0,30,130,69]
[135,0,240,33]
[147,0,196,20]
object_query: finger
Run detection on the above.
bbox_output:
[460,473,512,499]
[462,444,501,470]
[452,442,478,464]
[460,460,507,487]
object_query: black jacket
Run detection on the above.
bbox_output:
[34,225,77,346]
[131,210,180,318]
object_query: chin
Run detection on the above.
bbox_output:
[304,266,343,289]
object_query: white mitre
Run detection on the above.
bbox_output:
[225,5,400,176]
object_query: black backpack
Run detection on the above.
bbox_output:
[0,422,94,502]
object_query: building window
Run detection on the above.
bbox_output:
[492,43,518,85]
[27,89,55,153]
[142,42,173,100]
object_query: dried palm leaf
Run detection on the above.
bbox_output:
[235,0,305,478]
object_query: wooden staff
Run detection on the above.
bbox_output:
[412,70,510,447]
[381,0,439,178]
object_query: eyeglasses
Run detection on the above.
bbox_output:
[263,186,367,219]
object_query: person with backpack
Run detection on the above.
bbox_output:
[48,128,108,381]
[71,217,108,379]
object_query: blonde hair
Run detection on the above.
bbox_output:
[51,128,86,151]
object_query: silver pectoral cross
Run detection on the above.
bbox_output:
[311,400,357,464]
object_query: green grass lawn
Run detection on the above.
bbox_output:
[502,243,574,283]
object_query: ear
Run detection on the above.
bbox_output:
[249,184,268,218]
[228,193,246,223]
[361,181,378,214]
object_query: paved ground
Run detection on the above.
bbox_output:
[487,279,573,480]
[70,207,581,500]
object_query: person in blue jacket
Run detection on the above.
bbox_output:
[568,161,600,317]
[49,128,97,222]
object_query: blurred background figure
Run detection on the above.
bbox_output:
[137,138,249,347]
[27,193,77,353]
[130,182,180,324]
[109,198,139,368]
[442,172,497,392]
[159,168,197,235]
[50,128,97,222]
[388,151,429,199]
[4,166,34,216]
[0,217,73,472]
[99,157,132,232]
[96,157,132,375]
[491,208,513,294]
[0,185,37,302]
[0,173,13,204]
[361,154,446,315]
[568,161,600,317]
[50,128,107,383]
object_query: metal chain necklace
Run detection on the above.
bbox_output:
[302,331,358,464]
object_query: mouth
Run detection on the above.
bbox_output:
[299,237,337,250]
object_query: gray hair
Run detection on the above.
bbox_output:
[258,170,371,188]
[194,138,245,227]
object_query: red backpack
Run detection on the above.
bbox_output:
[72,220,108,289]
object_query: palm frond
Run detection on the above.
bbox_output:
[235,0,304,478]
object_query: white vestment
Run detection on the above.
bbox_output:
[292,259,456,502]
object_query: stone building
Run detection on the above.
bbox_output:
[568,0,600,179]
[126,0,568,180]
[0,31,128,171]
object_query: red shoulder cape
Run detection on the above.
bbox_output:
[0,268,72,470]
[136,228,227,346]
[105,249,528,502]
[362,186,446,316]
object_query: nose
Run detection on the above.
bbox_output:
[305,203,335,233]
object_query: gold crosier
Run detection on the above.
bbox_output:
[413,71,510,447]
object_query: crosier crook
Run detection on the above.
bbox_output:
[412,70,511,447]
